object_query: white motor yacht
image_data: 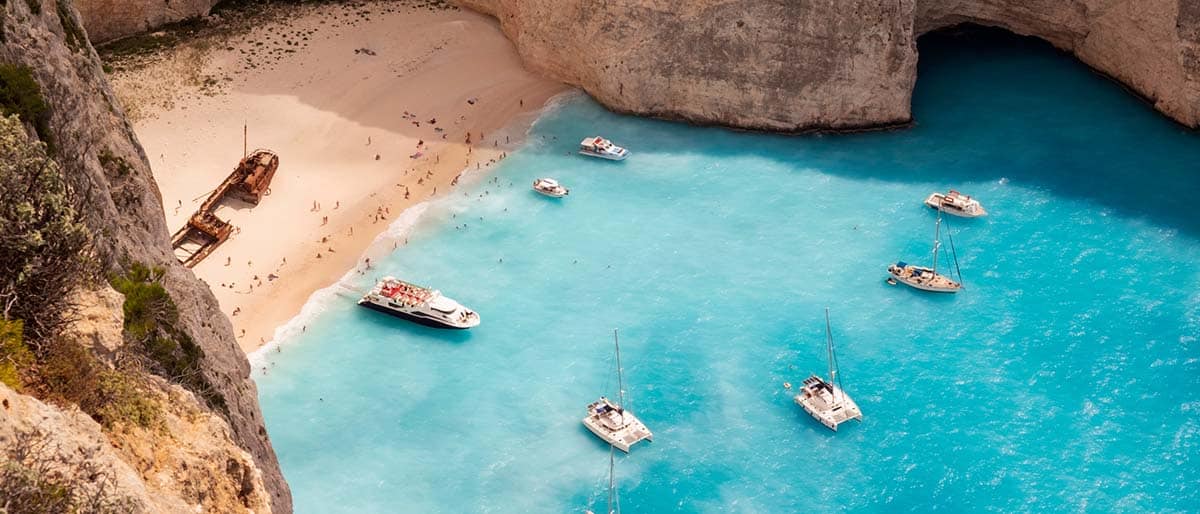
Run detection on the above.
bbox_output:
[579,136,629,161]
[532,177,569,198]
[924,190,986,217]
[358,276,480,329]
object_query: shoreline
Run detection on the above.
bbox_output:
[249,88,580,364]
[110,0,568,353]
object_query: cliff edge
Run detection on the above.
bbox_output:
[460,0,1200,130]
[0,1,291,511]
[75,0,219,43]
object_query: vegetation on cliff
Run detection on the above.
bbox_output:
[0,114,162,429]
[0,114,89,339]
[0,64,52,151]
[110,263,228,416]
[0,427,132,513]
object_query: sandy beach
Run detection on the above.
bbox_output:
[109,1,566,353]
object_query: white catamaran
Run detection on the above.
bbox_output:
[583,330,653,453]
[793,309,863,431]
[887,207,963,293]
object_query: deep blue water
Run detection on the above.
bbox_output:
[255,28,1200,513]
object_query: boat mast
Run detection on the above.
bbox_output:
[608,444,619,514]
[931,207,943,274]
[614,329,625,408]
[825,308,838,402]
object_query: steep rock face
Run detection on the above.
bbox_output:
[0,1,291,511]
[461,0,1200,129]
[0,374,272,513]
[461,0,919,131]
[74,0,219,44]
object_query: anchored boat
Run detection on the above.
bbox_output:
[924,189,986,217]
[887,207,963,293]
[579,136,629,161]
[532,177,569,198]
[358,276,480,329]
[793,309,862,431]
[583,330,652,453]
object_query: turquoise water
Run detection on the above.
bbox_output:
[255,28,1200,513]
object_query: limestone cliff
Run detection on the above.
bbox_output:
[0,1,291,511]
[461,0,1200,129]
[75,0,219,44]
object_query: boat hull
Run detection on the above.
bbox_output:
[579,150,627,161]
[357,300,474,329]
[582,415,652,453]
[892,276,960,293]
[887,265,960,293]
[533,188,568,198]
[794,393,863,432]
[924,194,986,217]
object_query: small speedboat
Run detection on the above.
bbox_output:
[579,136,629,161]
[924,190,986,217]
[532,177,569,198]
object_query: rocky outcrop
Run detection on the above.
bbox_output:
[75,0,219,44]
[460,0,1200,129]
[460,0,920,131]
[916,0,1200,128]
[0,375,272,513]
[0,1,291,511]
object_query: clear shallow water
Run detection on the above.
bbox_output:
[255,28,1200,513]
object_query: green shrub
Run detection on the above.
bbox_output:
[0,65,52,149]
[0,115,91,342]
[56,0,85,52]
[37,334,161,430]
[94,370,161,429]
[0,319,34,391]
[110,264,227,415]
[98,149,134,177]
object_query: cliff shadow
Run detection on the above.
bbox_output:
[844,25,1200,238]
[570,24,1200,239]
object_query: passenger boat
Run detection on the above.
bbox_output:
[583,330,652,453]
[887,208,963,293]
[358,276,480,329]
[924,189,986,217]
[532,177,569,198]
[793,309,863,431]
[579,136,629,161]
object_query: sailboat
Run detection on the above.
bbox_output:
[793,309,863,431]
[887,206,963,293]
[583,329,653,453]
[586,445,620,514]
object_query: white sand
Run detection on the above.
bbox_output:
[117,2,566,352]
